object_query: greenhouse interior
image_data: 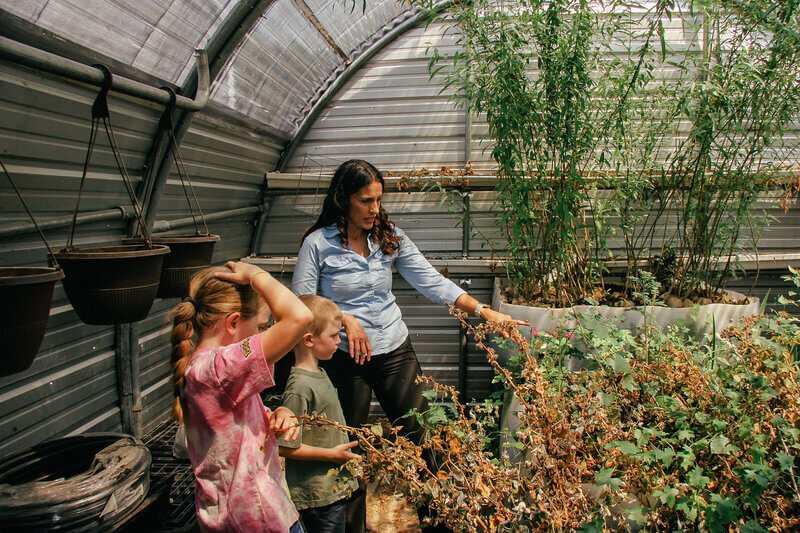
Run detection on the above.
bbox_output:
[2,0,800,531]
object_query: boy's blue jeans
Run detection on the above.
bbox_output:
[289,520,305,533]
[299,498,346,533]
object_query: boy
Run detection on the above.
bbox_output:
[278,294,360,533]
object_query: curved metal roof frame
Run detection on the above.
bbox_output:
[276,0,453,172]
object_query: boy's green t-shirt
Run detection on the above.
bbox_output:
[278,367,358,510]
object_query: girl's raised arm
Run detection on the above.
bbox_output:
[217,261,312,365]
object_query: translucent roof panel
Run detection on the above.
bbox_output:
[211,0,342,135]
[304,0,407,57]
[210,0,411,136]
[3,0,240,84]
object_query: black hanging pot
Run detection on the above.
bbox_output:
[52,245,170,325]
[54,65,174,325]
[0,267,64,376]
[124,234,220,298]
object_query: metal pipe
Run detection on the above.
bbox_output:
[277,0,454,171]
[115,323,136,435]
[152,205,261,233]
[0,205,137,238]
[250,195,273,256]
[0,36,210,111]
[140,0,274,230]
[0,205,260,238]
[128,323,142,437]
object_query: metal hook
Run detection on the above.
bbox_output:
[90,63,113,119]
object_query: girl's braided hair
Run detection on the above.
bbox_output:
[170,265,262,423]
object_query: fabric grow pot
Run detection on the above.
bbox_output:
[0,433,150,532]
[124,234,220,298]
[0,267,64,376]
[53,245,170,325]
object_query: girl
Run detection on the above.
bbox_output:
[171,261,313,533]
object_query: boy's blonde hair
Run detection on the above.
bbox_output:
[298,294,342,336]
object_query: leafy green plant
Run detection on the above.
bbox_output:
[320,279,800,531]
[411,0,800,306]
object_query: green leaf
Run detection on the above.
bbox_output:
[776,452,796,472]
[710,434,739,455]
[688,466,710,488]
[595,467,623,490]
[741,520,769,533]
[611,353,631,372]
[627,505,648,526]
[606,441,640,456]
[652,486,680,508]
[421,389,439,400]
[677,429,695,441]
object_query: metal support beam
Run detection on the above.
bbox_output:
[0,36,209,111]
[277,0,454,172]
[249,192,273,256]
[0,206,137,239]
[291,0,348,60]
[115,324,136,435]
[0,205,258,239]
[140,0,277,230]
[152,205,261,233]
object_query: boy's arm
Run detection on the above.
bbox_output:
[279,441,360,465]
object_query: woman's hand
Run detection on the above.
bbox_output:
[329,441,361,465]
[343,314,371,365]
[215,261,265,286]
[268,406,299,441]
[482,308,529,338]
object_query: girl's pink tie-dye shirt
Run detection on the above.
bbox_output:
[183,332,298,532]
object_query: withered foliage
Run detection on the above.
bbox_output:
[313,303,800,532]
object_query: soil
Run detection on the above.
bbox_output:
[366,482,421,533]
[504,284,750,309]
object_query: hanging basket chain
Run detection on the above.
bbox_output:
[101,112,153,247]
[161,87,209,236]
[67,64,154,249]
[67,117,101,250]
[0,159,61,269]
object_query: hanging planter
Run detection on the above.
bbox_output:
[53,245,169,325]
[124,87,220,299]
[0,268,64,376]
[54,65,169,325]
[0,161,65,376]
[123,234,219,298]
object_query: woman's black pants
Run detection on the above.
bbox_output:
[320,337,449,533]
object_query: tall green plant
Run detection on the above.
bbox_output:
[656,0,800,299]
[415,0,689,306]
[414,0,800,306]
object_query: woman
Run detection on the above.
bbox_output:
[292,159,526,531]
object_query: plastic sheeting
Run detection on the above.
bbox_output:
[210,0,408,135]
[2,0,240,84]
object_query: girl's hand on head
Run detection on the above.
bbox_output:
[215,261,266,286]
[482,309,530,339]
[330,441,361,465]
[268,406,299,441]
[342,314,371,365]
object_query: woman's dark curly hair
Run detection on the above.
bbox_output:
[302,159,401,254]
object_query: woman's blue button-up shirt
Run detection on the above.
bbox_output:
[291,224,466,355]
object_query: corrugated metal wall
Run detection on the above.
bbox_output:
[0,60,161,458]
[0,56,284,455]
